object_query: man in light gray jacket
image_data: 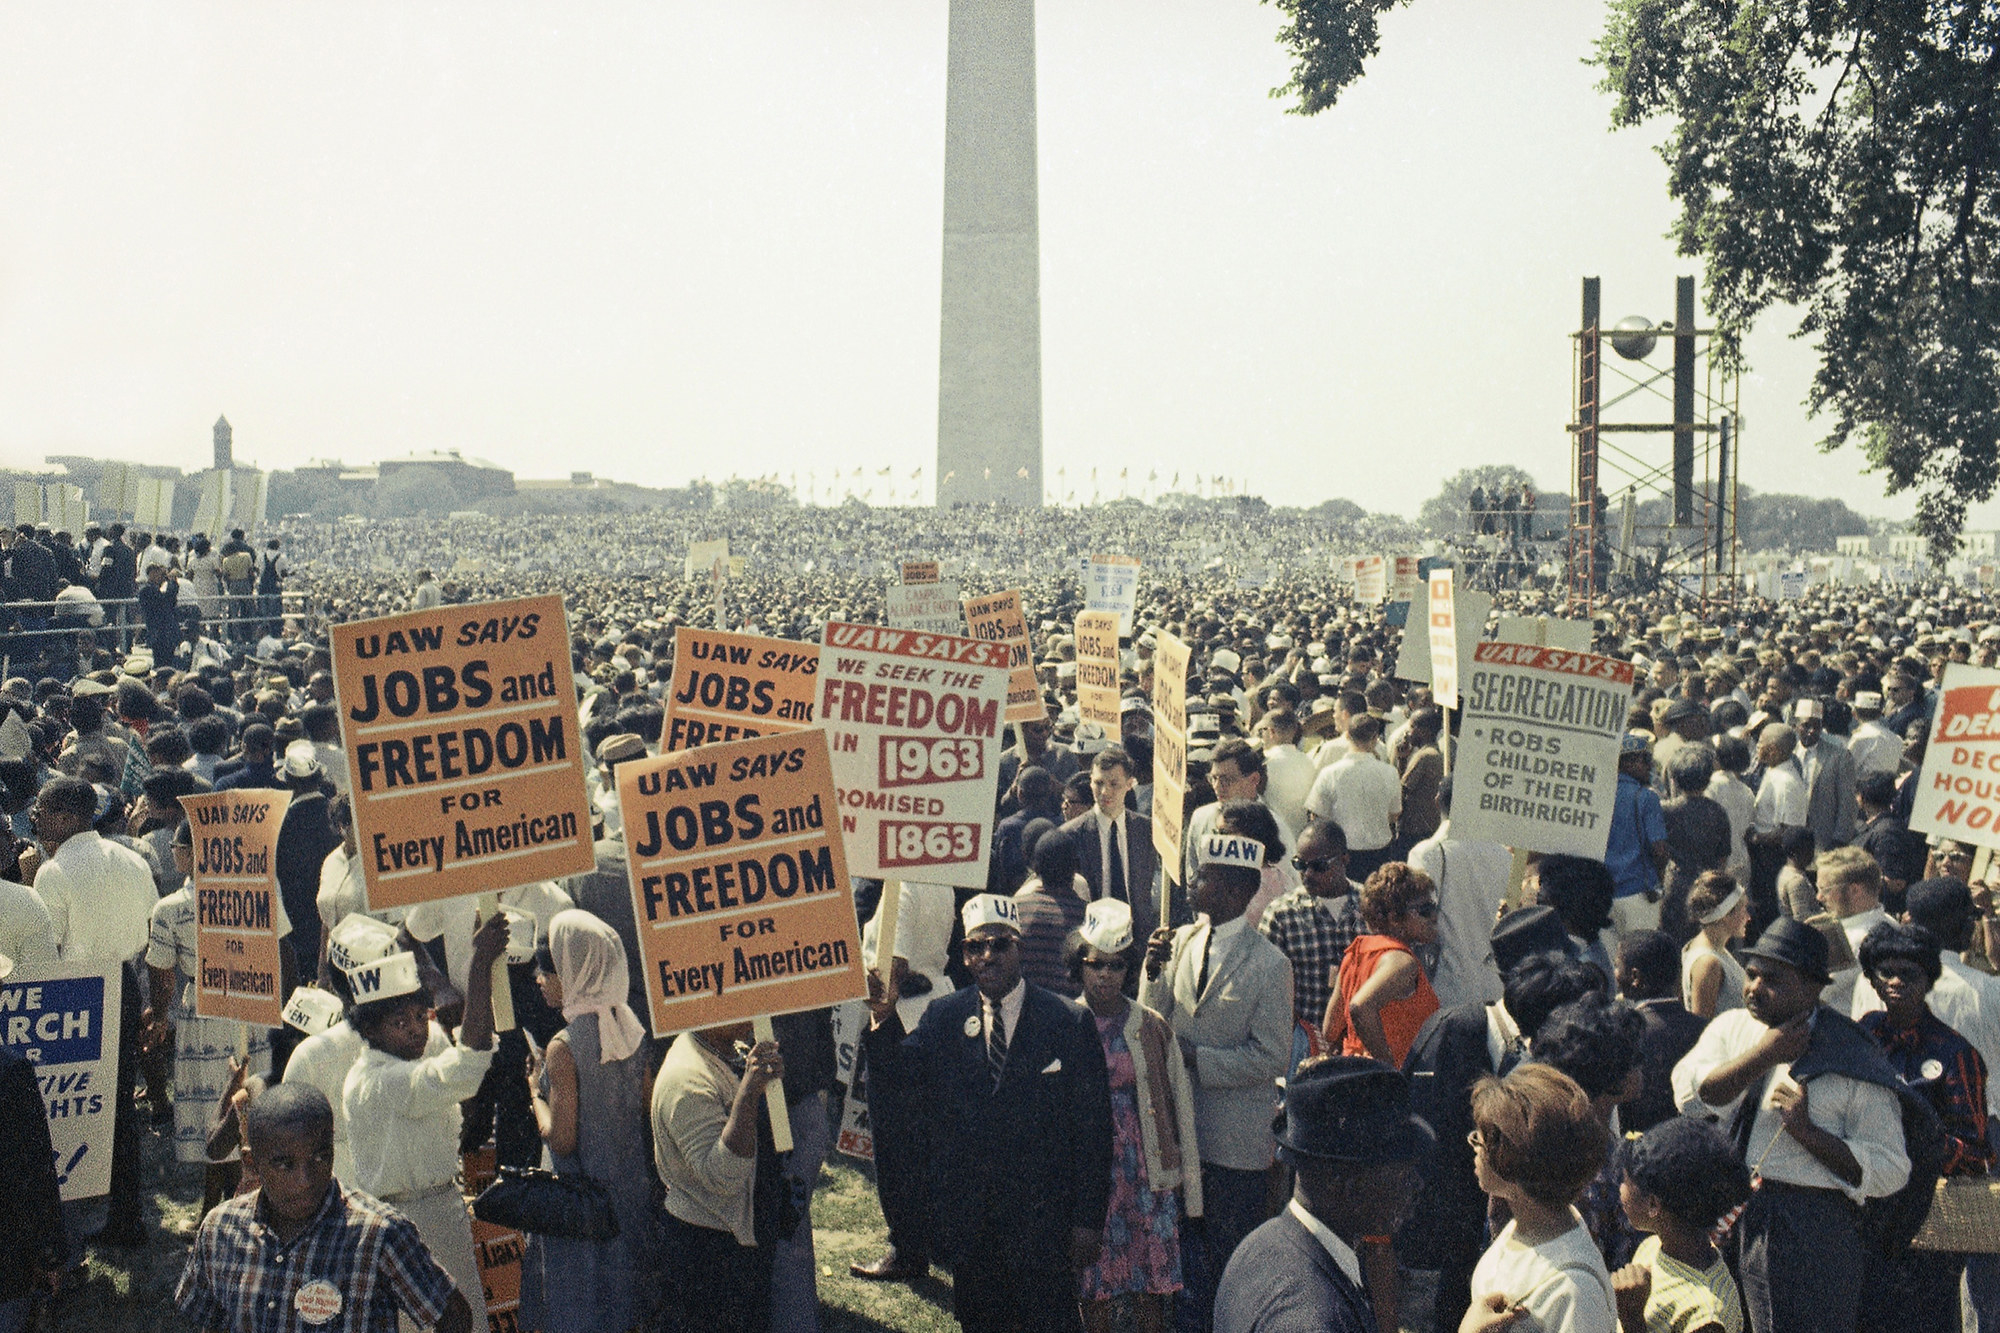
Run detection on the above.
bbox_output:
[1141,832,1294,1333]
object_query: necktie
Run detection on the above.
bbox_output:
[1107,817,1126,903]
[1196,932,1213,996]
[987,1002,1008,1090]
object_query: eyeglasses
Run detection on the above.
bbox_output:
[963,938,1017,958]
[1292,856,1342,874]
[1081,957,1128,973]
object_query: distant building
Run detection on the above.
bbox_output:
[375,450,514,498]
[214,416,233,471]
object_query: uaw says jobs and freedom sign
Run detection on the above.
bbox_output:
[1451,643,1633,859]
[331,595,596,909]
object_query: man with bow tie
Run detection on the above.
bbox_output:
[864,893,1112,1333]
[1141,833,1295,1333]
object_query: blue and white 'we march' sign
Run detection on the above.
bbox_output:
[1,963,121,1200]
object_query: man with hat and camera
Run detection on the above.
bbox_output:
[863,893,1112,1333]
[1671,916,1916,1333]
[1214,1056,1431,1332]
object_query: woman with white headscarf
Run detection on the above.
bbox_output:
[520,909,661,1333]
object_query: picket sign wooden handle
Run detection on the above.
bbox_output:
[752,1013,793,1152]
[477,893,516,1033]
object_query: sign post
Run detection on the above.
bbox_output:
[1429,569,1458,766]
[329,595,596,912]
[179,789,291,1028]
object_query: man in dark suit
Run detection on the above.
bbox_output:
[865,893,1113,1333]
[1061,746,1160,944]
[1397,907,1603,1333]
[1214,1056,1431,1333]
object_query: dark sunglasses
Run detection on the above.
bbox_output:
[1081,957,1128,973]
[1292,856,1342,874]
[963,937,1017,957]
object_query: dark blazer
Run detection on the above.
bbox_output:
[1627,996,1706,1133]
[1061,808,1160,944]
[274,790,340,970]
[865,981,1113,1271]
[1397,1002,1502,1268]
[1215,1210,1375,1333]
[0,1045,68,1300]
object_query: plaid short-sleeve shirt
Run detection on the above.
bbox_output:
[176,1182,458,1333]
[1258,883,1366,1031]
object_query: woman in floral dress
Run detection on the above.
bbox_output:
[1065,899,1202,1333]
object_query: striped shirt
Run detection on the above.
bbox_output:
[1631,1235,1744,1333]
[175,1182,458,1333]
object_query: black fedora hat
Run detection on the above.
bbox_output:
[1491,905,1573,976]
[1274,1056,1434,1166]
[1741,916,1832,984]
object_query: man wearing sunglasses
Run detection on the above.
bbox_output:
[1257,821,1365,1058]
[864,894,1112,1333]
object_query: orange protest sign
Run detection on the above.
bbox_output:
[330,595,594,911]
[1150,632,1190,877]
[181,789,291,1025]
[620,730,863,1033]
[961,587,1042,723]
[900,560,940,585]
[1075,611,1121,728]
[661,627,819,753]
[472,1218,524,1333]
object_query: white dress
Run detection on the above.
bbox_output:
[1680,936,1747,1017]
[144,888,271,1164]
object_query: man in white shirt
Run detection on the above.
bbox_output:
[1182,739,1298,895]
[0,874,58,969]
[1845,691,1903,778]
[1311,691,1392,771]
[30,776,163,1246]
[1672,917,1910,1333]
[1304,713,1401,880]
[1252,707,1316,838]
[1406,777,1511,1009]
[1813,846,1894,1013]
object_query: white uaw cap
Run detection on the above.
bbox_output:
[282,986,346,1035]
[346,950,423,1003]
[961,893,1022,936]
[1197,833,1265,873]
[500,905,537,964]
[1794,698,1824,720]
[1080,899,1133,954]
[327,914,399,976]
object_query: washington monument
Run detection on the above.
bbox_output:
[934,0,1043,507]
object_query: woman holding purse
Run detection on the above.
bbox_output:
[519,910,661,1333]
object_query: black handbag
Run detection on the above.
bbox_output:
[472,1166,620,1242]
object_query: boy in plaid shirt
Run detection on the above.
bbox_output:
[176,1083,470,1333]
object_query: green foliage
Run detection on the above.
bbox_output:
[1626,483,1871,552]
[1264,0,1412,114]
[1308,497,1368,523]
[1594,0,2000,557]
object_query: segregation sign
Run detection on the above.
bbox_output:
[662,627,818,753]
[1450,642,1632,859]
[886,582,968,637]
[1082,554,1141,635]
[962,587,1042,723]
[1151,631,1191,879]
[2,961,121,1200]
[819,622,1009,886]
[1076,611,1121,728]
[331,595,595,911]
[180,789,291,1025]
[619,731,863,1032]
[1910,664,2000,845]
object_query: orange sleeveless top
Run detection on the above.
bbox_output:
[1332,934,1440,1067]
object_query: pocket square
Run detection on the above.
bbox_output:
[1041,1058,1062,1074]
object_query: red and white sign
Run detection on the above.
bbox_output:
[1353,555,1387,604]
[1910,664,2000,846]
[818,623,1009,886]
[1428,569,1459,709]
[1392,554,1422,601]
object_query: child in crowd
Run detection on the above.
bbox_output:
[1464,1063,1616,1333]
[1611,1117,1750,1333]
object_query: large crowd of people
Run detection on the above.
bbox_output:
[0,500,1995,1333]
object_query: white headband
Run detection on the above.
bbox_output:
[1698,886,1746,925]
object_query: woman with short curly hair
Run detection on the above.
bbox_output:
[1321,861,1440,1067]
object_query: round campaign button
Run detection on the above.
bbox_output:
[963,1015,981,1038]
[1921,1059,1945,1081]
[295,1278,343,1325]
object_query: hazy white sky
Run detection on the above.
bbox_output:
[0,1,1960,523]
